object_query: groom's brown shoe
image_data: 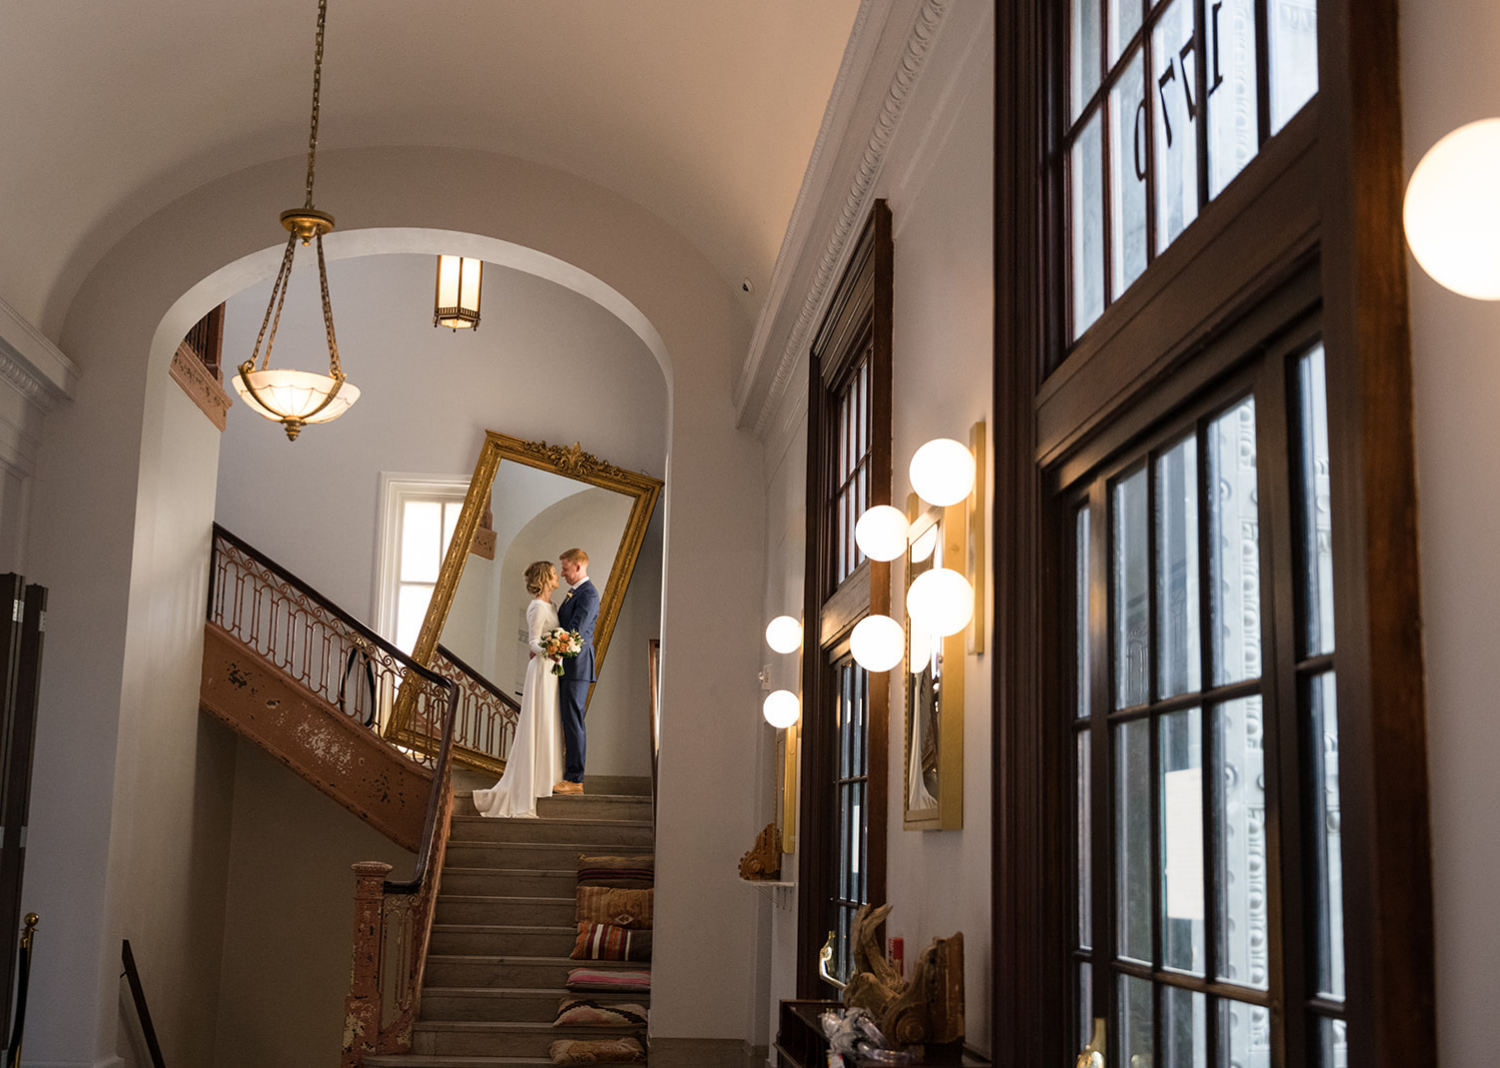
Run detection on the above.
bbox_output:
[553,780,584,795]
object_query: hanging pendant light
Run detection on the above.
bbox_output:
[434,255,484,330]
[233,0,360,441]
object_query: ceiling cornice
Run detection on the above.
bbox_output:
[0,294,77,413]
[734,0,949,435]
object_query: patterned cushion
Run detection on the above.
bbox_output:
[548,1036,647,1065]
[570,922,653,962]
[566,967,652,993]
[577,854,654,889]
[553,997,649,1028]
[576,887,653,929]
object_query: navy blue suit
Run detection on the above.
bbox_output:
[557,577,599,783]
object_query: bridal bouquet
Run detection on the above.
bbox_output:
[541,628,583,676]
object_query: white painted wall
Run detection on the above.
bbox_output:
[755,8,995,1054]
[1400,0,1500,1060]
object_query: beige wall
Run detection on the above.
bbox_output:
[756,6,995,1055]
[1400,0,1500,1060]
[212,735,413,1067]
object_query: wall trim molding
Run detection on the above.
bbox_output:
[0,293,77,412]
[734,0,950,437]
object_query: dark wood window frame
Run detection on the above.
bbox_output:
[797,202,893,998]
[993,2,1433,1065]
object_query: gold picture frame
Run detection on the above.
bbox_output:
[389,431,663,768]
[902,495,966,831]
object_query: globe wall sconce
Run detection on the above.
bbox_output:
[234,0,360,441]
[435,255,484,330]
[909,437,978,507]
[763,689,801,729]
[765,615,803,654]
[854,505,910,562]
[849,614,905,672]
[1404,118,1500,300]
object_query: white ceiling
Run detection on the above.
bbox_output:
[0,0,862,337]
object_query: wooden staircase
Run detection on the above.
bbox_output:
[366,773,655,1067]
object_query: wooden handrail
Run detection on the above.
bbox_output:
[121,940,166,1068]
[648,639,660,817]
[385,681,458,895]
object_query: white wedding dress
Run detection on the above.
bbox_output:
[473,598,563,818]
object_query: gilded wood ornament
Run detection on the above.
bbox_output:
[739,822,783,879]
[841,902,965,1048]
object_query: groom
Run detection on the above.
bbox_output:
[554,547,599,795]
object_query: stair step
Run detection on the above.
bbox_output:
[443,840,641,871]
[364,1056,559,1067]
[449,814,654,847]
[424,955,647,990]
[413,1019,646,1058]
[429,923,578,957]
[419,985,651,1023]
[440,868,576,897]
[435,895,576,927]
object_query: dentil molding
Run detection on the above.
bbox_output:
[0,293,77,412]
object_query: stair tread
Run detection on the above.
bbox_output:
[364,1057,563,1066]
[433,923,577,934]
[427,953,645,964]
[415,1020,644,1033]
[451,815,653,828]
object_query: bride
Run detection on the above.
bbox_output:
[473,560,564,818]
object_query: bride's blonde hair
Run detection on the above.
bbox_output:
[524,560,557,596]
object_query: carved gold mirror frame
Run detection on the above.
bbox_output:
[389,431,663,768]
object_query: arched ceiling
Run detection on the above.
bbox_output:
[0,0,861,338]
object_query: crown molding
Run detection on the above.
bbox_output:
[0,293,78,412]
[734,0,950,436]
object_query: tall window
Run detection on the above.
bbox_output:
[798,203,892,996]
[1067,0,1319,338]
[1069,338,1343,1065]
[376,474,469,652]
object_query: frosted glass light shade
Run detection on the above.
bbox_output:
[910,438,977,506]
[234,368,359,439]
[1404,118,1500,300]
[765,615,803,654]
[850,614,905,672]
[855,506,910,562]
[906,567,974,637]
[763,689,800,728]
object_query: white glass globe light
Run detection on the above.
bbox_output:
[909,438,977,507]
[906,567,975,637]
[763,689,801,728]
[855,506,910,562]
[1404,118,1500,300]
[850,614,905,672]
[765,615,803,654]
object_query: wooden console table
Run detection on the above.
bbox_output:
[774,1000,989,1067]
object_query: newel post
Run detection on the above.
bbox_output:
[341,860,393,1068]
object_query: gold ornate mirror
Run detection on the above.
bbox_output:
[390,431,662,773]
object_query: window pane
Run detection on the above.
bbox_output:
[1298,343,1335,655]
[1073,0,1104,119]
[1268,0,1318,133]
[1077,507,1093,720]
[1205,0,1259,197]
[1111,48,1150,294]
[1078,731,1094,950]
[1220,998,1273,1067]
[1153,0,1200,253]
[1115,717,1152,962]
[1161,986,1206,1068]
[1160,708,1205,974]
[1109,0,1144,65]
[1073,111,1107,338]
[395,583,433,653]
[401,500,442,583]
[1078,961,1094,1049]
[1310,671,1346,1000]
[1317,1015,1349,1068]
[1118,974,1154,1068]
[1114,467,1149,708]
[1214,696,1269,990]
[1208,397,1262,685]
[442,501,462,559]
[1156,434,1201,699]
